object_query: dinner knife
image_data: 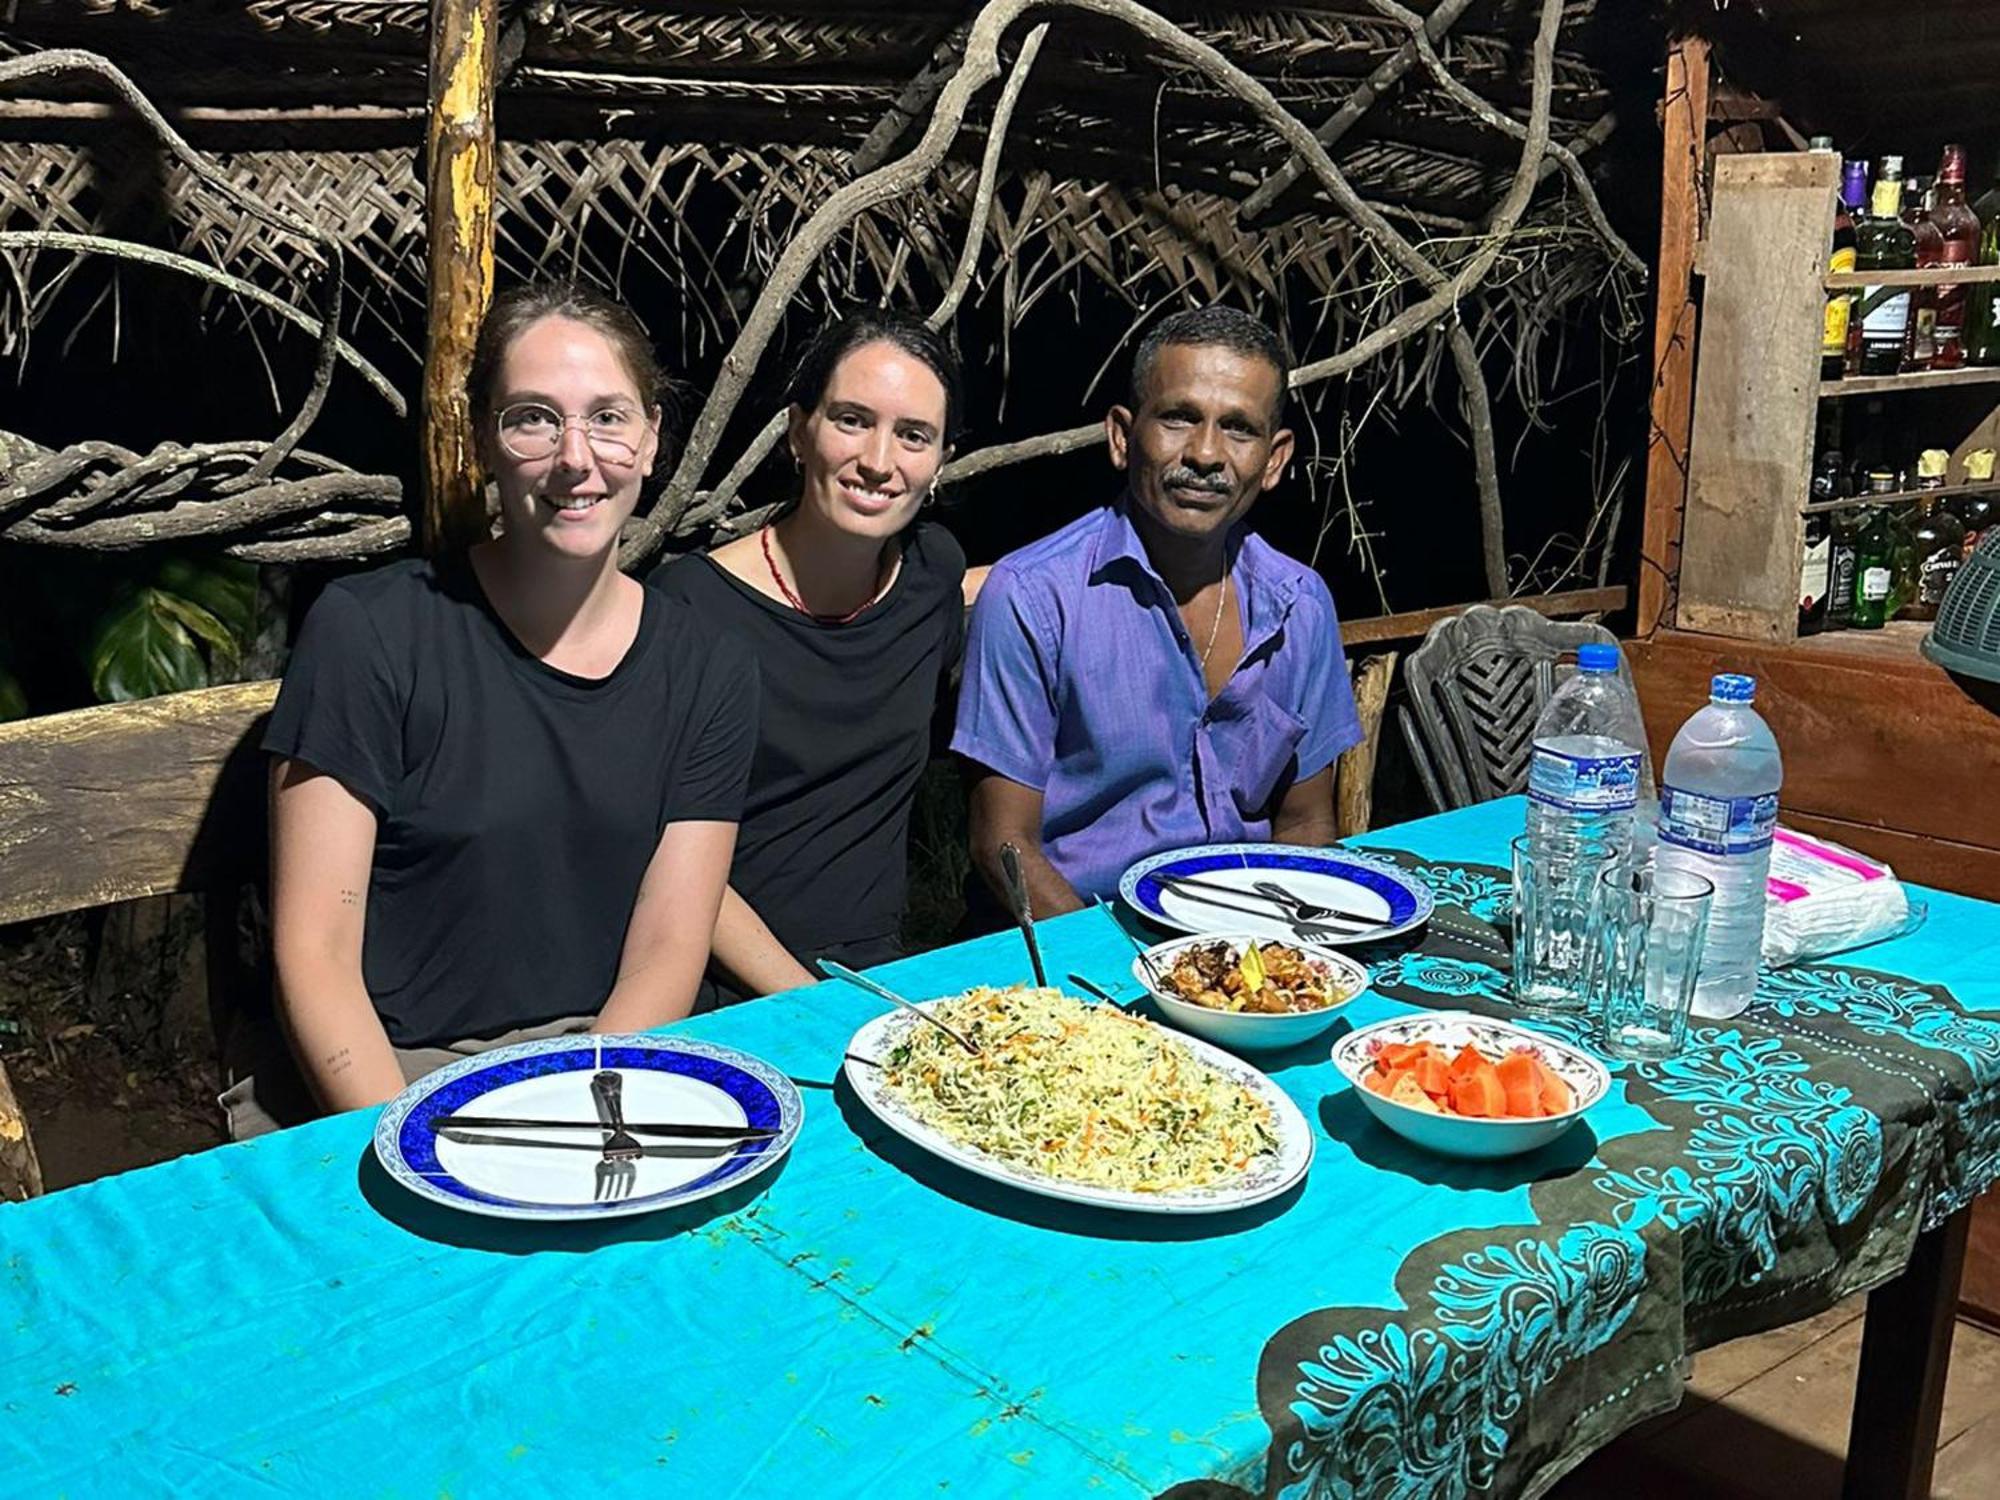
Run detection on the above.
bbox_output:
[428,1115,778,1140]
[1157,874,1373,932]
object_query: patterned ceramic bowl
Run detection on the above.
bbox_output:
[1331,1010,1609,1160]
[1133,932,1370,1054]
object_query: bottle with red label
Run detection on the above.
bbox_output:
[1929,144,1983,370]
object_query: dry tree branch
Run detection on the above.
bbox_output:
[7,471,402,550]
[624,7,1065,564]
[0,50,377,461]
[849,17,976,176]
[1237,0,1481,222]
[668,23,1054,543]
[1365,0,1645,277]
[940,0,1567,564]
[0,231,405,415]
[932,22,1049,330]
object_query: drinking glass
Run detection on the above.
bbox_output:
[1509,831,1624,1012]
[1588,863,1715,1060]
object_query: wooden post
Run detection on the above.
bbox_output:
[1636,36,1710,638]
[1676,152,1839,641]
[1336,651,1398,839]
[0,1058,43,1201]
[421,0,501,554]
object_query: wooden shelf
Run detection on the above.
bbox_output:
[1825,265,2000,289]
[1803,478,2000,514]
[1820,366,2000,397]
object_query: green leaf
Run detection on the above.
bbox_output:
[89,588,218,702]
[0,663,26,722]
[152,591,241,672]
[153,555,257,645]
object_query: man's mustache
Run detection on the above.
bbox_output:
[1159,466,1232,495]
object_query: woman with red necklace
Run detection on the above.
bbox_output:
[651,310,966,1006]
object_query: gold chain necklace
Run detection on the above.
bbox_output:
[1199,572,1230,669]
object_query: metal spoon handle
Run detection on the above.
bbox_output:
[998,841,1049,987]
[817,959,980,1054]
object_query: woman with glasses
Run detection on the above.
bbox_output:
[651,310,965,1006]
[226,281,757,1136]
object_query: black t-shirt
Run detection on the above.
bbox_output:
[263,555,758,1047]
[650,522,965,967]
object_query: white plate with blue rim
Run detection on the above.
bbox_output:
[1119,842,1434,947]
[373,1033,803,1222]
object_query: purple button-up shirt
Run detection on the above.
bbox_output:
[952,503,1361,901]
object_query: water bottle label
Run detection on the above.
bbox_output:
[1528,745,1640,814]
[1658,786,1778,857]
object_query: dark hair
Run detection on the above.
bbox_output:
[1128,305,1292,425]
[784,308,964,444]
[466,279,673,431]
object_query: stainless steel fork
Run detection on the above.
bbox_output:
[590,1070,641,1203]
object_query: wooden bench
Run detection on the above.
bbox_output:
[0,681,277,1200]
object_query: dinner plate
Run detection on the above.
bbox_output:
[1119,842,1434,946]
[842,1001,1314,1215]
[373,1034,803,1222]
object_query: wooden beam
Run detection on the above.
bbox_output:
[421,0,500,554]
[1339,585,1627,647]
[1677,151,1838,643]
[1636,35,1710,639]
[0,682,276,927]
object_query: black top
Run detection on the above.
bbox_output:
[263,555,758,1047]
[650,522,966,973]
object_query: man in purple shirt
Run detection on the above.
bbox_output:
[952,306,1362,917]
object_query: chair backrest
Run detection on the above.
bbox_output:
[1396,604,1628,812]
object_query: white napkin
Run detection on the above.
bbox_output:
[1762,825,1912,967]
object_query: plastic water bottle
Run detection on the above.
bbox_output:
[1655,674,1784,1019]
[1525,643,1655,859]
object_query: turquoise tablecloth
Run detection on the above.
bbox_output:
[5,798,2000,1498]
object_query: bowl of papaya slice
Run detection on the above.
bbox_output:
[1331,1011,1609,1160]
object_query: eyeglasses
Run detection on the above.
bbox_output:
[495,402,652,466]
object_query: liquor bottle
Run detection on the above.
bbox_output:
[1929,146,1982,369]
[1800,448,1844,636]
[1956,448,1998,558]
[1851,476,1900,629]
[1827,503,1864,629]
[1969,172,2000,367]
[1853,159,1916,376]
[1823,158,1867,381]
[1906,456,1966,621]
[1904,178,1943,372]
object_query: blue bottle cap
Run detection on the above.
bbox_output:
[1711,673,1756,703]
[1576,643,1620,673]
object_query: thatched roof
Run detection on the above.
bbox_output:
[0,1,1627,367]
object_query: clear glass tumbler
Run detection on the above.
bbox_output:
[1510,831,1624,1012]
[1588,863,1715,1060]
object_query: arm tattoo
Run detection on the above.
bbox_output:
[324,1047,353,1078]
[339,888,362,908]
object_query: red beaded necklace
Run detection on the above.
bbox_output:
[761,525,890,625]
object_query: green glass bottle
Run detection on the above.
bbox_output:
[1851,476,1901,629]
[1968,173,2000,367]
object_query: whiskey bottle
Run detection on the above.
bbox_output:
[1929,145,1982,369]
[1853,160,1917,376]
[1904,177,1943,372]
[1905,452,1965,621]
[1954,448,1998,558]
